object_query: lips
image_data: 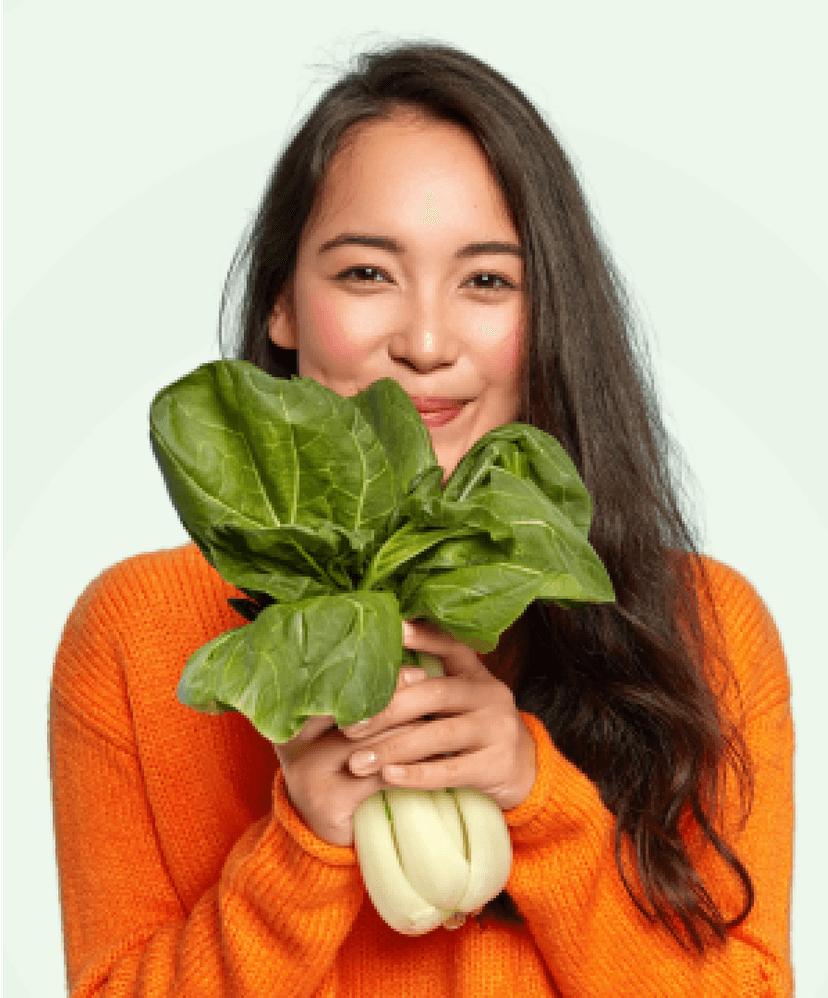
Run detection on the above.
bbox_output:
[408,397,468,413]
[408,396,470,428]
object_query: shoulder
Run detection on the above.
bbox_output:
[64,543,232,628]
[52,544,243,736]
[693,555,784,658]
[87,541,219,595]
[685,553,791,718]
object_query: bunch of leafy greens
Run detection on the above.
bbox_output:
[149,360,614,743]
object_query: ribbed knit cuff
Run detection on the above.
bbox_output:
[504,711,610,845]
[271,768,358,867]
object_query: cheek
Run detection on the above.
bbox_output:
[305,291,382,388]
[309,292,354,359]
[480,316,523,378]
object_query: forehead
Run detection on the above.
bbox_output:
[308,111,516,236]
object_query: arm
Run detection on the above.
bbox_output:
[49,569,365,997]
[504,565,793,996]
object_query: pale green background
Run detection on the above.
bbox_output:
[4,2,827,995]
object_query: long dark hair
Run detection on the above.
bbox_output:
[219,38,754,954]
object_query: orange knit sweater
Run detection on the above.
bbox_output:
[48,544,793,996]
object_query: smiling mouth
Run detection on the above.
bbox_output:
[409,396,469,412]
[415,405,468,427]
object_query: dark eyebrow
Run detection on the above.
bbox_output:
[317,233,524,260]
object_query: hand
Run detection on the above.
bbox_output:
[272,663,431,848]
[342,619,537,811]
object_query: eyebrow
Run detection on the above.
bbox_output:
[317,232,524,260]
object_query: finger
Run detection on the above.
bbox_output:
[396,663,429,690]
[299,718,423,770]
[341,665,427,738]
[347,714,483,777]
[346,672,495,743]
[380,745,501,793]
[359,720,423,751]
[403,619,488,680]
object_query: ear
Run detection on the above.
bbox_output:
[267,285,298,350]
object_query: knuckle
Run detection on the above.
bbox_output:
[453,714,475,746]
[443,756,460,778]
[377,697,398,725]
[404,761,424,783]
[371,738,393,765]
[486,684,517,727]
[497,718,521,763]
[430,679,448,704]
[363,720,415,755]
[502,709,520,742]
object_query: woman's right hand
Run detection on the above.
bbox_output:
[272,664,428,847]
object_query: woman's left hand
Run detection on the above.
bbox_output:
[342,618,537,811]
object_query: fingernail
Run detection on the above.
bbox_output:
[349,750,376,774]
[403,667,427,685]
[402,620,415,643]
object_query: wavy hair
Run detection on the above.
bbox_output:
[219,38,754,953]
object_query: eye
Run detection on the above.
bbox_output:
[335,266,390,284]
[334,267,517,292]
[466,272,515,292]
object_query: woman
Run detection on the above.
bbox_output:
[49,41,793,995]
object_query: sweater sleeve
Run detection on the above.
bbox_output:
[49,565,365,997]
[502,563,793,997]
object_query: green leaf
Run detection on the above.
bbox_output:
[471,468,613,597]
[152,359,616,746]
[177,590,403,743]
[150,361,402,588]
[395,451,613,647]
[350,378,440,497]
[360,520,501,592]
[444,422,593,537]
[400,563,549,653]
[205,521,364,598]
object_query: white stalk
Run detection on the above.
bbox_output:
[451,786,513,912]
[413,653,513,915]
[353,650,513,934]
[353,791,447,935]
[383,786,470,911]
[430,788,467,858]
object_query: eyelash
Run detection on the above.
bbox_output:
[335,266,516,292]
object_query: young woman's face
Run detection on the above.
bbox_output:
[269,111,526,484]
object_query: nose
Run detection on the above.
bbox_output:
[387,299,459,373]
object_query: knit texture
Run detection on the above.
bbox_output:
[48,544,793,996]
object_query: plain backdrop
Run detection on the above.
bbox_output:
[4,2,827,995]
